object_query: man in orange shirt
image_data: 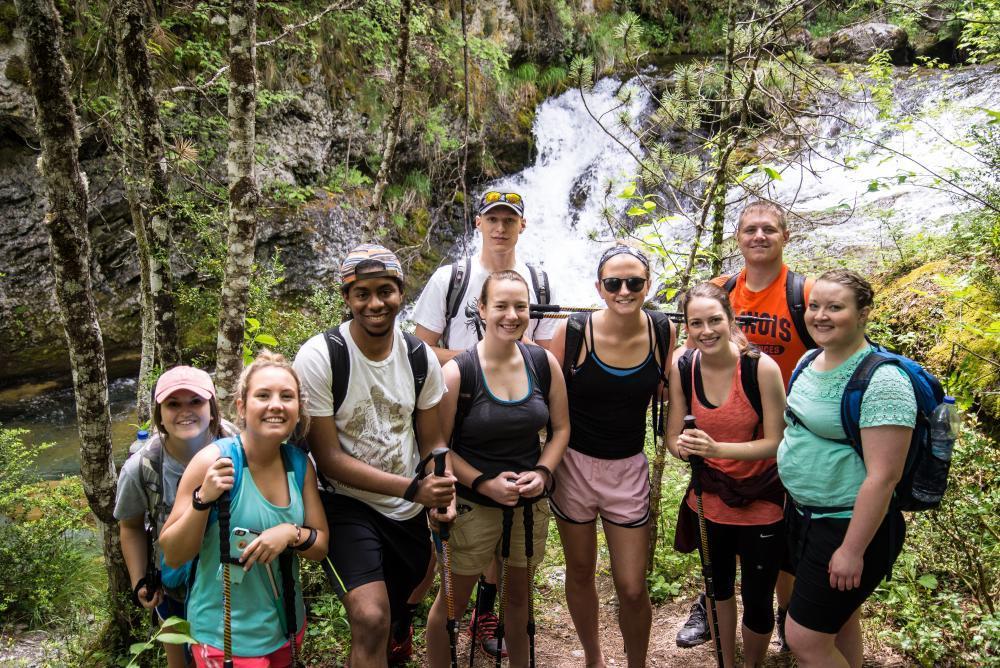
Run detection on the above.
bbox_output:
[676,200,815,653]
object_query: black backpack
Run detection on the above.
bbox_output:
[451,341,552,443]
[441,258,551,345]
[676,348,763,422]
[323,325,428,415]
[723,270,816,350]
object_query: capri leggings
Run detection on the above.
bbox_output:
[700,518,785,634]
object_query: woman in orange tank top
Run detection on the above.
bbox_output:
[666,282,787,668]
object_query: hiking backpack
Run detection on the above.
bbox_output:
[723,270,817,350]
[676,347,763,422]
[786,343,949,512]
[441,258,551,345]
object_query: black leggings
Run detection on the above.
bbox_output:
[700,518,785,635]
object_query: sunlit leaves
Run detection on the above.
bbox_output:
[569,55,595,91]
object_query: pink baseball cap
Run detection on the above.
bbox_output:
[154,366,216,403]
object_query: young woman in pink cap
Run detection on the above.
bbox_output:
[114,366,235,668]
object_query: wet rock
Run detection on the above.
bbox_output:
[816,22,911,64]
[911,1,965,63]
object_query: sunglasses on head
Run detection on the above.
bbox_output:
[601,277,647,293]
[482,191,523,206]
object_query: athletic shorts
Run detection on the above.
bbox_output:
[191,622,304,667]
[549,448,650,527]
[785,504,905,634]
[320,492,431,622]
[701,518,784,634]
[448,499,550,576]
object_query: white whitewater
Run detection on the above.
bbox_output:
[469,67,1000,306]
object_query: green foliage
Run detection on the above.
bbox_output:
[866,50,895,119]
[869,420,1000,665]
[0,428,98,626]
[324,165,373,193]
[959,0,1000,64]
[266,181,316,208]
[126,617,196,667]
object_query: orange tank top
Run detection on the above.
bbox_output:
[684,351,783,526]
[711,265,813,387]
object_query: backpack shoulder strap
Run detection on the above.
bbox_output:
[840,349,898,457]
[723,273,739,292]
[677,348,696,414]
[520,342,552,403]
[138,438,165,535]
[442,258,472,346]
[526,263,550,305]
[647,309,674,382]
[325,326,351,415]
[451,350,479,444]
[280,443,310,492]
[740,353,763,422]
[787,348,823,394]
[786,270,818,350]
[208,437,245,526]
[561,312,589,383]
[402,331,429,404]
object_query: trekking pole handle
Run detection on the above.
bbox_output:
[684,415,705,494]
[432,447,449,515]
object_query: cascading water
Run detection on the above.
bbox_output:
[467,66,1000,306]
[475,77,654,307]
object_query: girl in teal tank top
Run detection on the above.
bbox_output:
[160,351,329,664]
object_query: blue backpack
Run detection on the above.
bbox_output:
[787,343,948,512]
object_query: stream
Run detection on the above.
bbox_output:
[5,64,999,477]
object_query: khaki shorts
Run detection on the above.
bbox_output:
[448,499,550,576]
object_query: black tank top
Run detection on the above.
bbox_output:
[453,343,550,507]
[567,313,661,459]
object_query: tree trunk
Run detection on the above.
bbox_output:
[368,0,413,220]
[112,0,182,369]
[14,0,134,653]
[214,0,260,406]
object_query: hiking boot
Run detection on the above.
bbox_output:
[468,611,508,659]
[776,606,790,653]
[387,624,413,665]
[676,593,711,648]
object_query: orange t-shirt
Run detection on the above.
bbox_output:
[710,265,814,387]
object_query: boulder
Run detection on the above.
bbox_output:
[817,22,912,64]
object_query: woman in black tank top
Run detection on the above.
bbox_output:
[425,271,569,668]
[549,243,674,668]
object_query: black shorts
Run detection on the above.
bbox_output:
[701,518,785,634]
[321,492,431,622]
[785,504,905,634]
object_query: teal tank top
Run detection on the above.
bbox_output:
[187,441,306,656]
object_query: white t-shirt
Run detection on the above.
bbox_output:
[293,322,445,520]
[411,257,557,351]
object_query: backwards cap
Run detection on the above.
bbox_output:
[340,243,404,292]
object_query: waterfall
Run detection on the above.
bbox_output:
[467,66,1000,306]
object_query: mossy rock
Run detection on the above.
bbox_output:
[874,260,1000,422]
[4,53,29,86]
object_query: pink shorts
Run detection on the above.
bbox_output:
[550,448,650,527]
[192,623,305,668]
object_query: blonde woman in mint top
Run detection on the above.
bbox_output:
[778,269,916,667]
[160,351,328,666]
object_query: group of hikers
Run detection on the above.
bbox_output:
[113,191,933,668]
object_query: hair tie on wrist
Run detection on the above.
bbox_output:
[293,526,318,552]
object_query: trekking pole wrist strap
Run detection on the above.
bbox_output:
[131,577,153,607]
[293,526,318,552]
[471,473,491,492]
[403,474,422,502]
[192,485,213,511]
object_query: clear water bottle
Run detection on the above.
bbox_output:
[929,397,959,461]
[911,397,958,506]
[128,428,150,456]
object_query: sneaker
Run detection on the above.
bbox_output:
[776,607,790,653]
[387,624,413,665]
[468,611,508,659]
[676,593,711,648]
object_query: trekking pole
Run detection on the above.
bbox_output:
[523,503,536,668]
[278,552,302,667]
[495,507,514,668]
[685,415,724,668]
[432,447,458,668]
[217,490,235,668]
[530,303,772,328]
[468,577,485,668]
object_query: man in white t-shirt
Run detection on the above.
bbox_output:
[411,191,555,659]
[413,190,557,362]
[294,244,456,668]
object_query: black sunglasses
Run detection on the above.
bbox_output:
[601,277,647,293]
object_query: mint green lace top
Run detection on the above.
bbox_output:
[777,346,917,518]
